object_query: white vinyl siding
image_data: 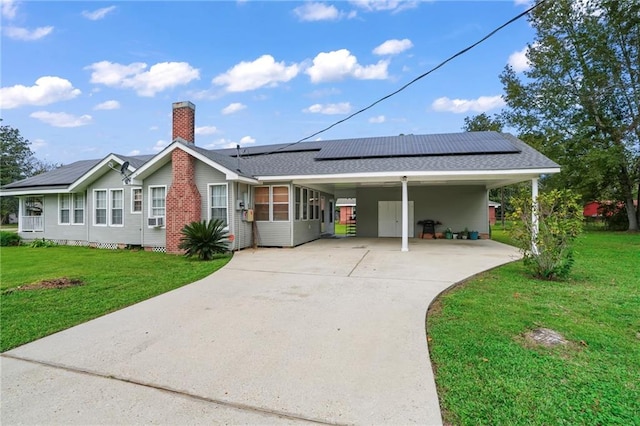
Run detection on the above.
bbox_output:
[59,194,70,224]
[131,188,142,214]
[149,186,166,218]
[94,190,107,226]
[209,183,228,227]
[110,189,124,226]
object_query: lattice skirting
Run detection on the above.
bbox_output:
[151,246,166,253]
[95,242,119,250]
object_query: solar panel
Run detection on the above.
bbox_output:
[314,132,520,160]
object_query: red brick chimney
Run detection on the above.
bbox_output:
[166,101,201,254]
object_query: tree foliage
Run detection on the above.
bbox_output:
[509,189,583,280]
[500,0,640,231]
[179,219,230,260]
[461,113,504,132]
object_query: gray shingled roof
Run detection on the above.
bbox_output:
[2,132,559,190]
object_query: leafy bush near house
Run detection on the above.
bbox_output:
[508,189,583,279]
[0,231,21,246]
[179,219,229,260]
[29,238,58,248]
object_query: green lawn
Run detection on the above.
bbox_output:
[0,246,231,352]
[428,231,640,425]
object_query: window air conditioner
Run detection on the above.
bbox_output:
[148,217,164,227]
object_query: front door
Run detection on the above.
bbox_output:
[378,201,414,237]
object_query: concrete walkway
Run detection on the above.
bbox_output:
[1,238,520,425]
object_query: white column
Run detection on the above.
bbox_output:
[17,196,23,233]
[531,177,539,255]
[401,176,409,252]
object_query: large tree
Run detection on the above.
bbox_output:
[461,113,504,132]
[501,0,639,231]
[0,121,57,223]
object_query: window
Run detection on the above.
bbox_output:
[149,186,166,217]
[131,188,142,213]
[73,193,84,224]
[313,191,320,220]
[21,196,44,232]
[110,189,124,226]
[302,188,308,220]
[59,194,70,224]
[209,184,228,227]
[295,187,301,221]
[94,190,107,225]
[254,187,269,221]
[272,186,289,221]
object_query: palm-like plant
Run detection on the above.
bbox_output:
[178,219,229,260]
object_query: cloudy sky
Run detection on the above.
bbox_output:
[1,0,534,165]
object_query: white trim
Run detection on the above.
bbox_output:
[1,188,68,196]
[109,189,124,227]
[272,185,290,222]
[69,154,135,192]
[58,193,71,225]
[130,187,143,214]
[208,183,229,229]
[532,178,539,255]
[72,192,85,225]
[93,189,108,226]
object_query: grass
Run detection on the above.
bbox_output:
[0,246,231,352]
[427,231,640,425]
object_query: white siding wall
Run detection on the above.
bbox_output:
[142,162,172,247]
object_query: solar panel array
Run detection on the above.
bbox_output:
[314,132,520,160]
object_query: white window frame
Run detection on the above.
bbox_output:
[272,185,290,222]
[58,194,71,225]
[131,187,142,214]
[109,189,124,227]
[93,189,108,226]
[148,185,167,220]
[302,188,308,221]
[294,186,301,221]
[208,183,229,229]
[254,186,270,222]
[72,193,85,225]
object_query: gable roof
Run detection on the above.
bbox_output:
[1,132,559,194]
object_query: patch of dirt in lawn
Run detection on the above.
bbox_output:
[3,277,85,294]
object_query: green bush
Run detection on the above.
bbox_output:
[29,238,58,248]
[179,219,229,260]
[0,231,21,246]
[508,189,583,280]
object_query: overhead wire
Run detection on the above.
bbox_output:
[257,0,546,156]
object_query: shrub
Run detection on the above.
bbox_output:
[178,219,229,260]
[508,189,583,280]
[0,231,21,246]
[29,238,58,248]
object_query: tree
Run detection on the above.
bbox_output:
[461,113,504,132]
[0,121,58,224]
[500,0,640,231]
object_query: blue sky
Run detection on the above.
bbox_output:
[1,0,534,165]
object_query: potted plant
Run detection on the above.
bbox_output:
[461,227,469,240]
[469,230,479,240]
[444,227,453,239]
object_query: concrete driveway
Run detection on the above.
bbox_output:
[1,238,520,425]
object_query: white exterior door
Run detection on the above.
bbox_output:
[378,201,413,237]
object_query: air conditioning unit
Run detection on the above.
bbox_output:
[148,217,164,227]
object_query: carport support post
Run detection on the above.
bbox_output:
[401,176,409,252]
[531,177,539,255]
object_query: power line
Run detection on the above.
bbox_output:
[262,0,546,156]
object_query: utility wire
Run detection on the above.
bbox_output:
[260,0,546,156]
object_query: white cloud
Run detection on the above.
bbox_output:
[369,115,386,123]
[212,55,299,92]
[373,38,413,56]
[514,0,532,6]
[82,6,116,20]
[2,0,18,19]
[0,76,81,109]
[304,102,352,115]
[128,149,141,156]
[149,126,159,131]
[31,138,47,151]
[508,46,531,72]
[86,61,200,97]
[152,140,169,153]
[30,111,93,128]
[4,26,54,41]
[294,2,339,21]
[306,49,388,83]
[195,126,218,135]
[349,0,418,13]
[431,95,505,113]
[222,102,247,115]
[239,136,256,144]
[94,100,120,110]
